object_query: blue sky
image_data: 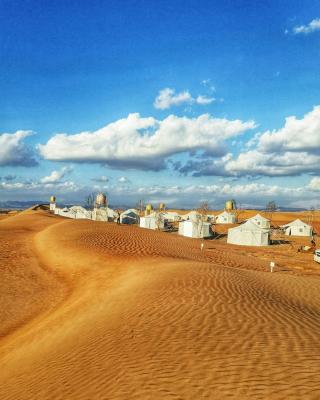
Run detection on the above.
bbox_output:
[1,0,320,208]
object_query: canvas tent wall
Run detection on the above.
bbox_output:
[55,207,77,219]
[227,220,270,246]
[69,206,91,219]
[92,207,117,222]
[140,215,164,230]
[206,214,216,222]
[182,211,202,222]
[281,219,313,237]
[178,220,212,238]
[216,211,237,224]
[314,249,320,264]
[162,211,181,222]
[120,209,140,224]
[248,214,270,229]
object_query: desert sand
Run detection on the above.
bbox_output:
[1,209,320,399]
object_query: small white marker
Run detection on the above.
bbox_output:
[201,243,204,252]
[270,261,275,273]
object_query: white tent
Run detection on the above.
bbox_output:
[206,214,216,222]
[227,220,270,246]
[314,249,320,264]
[248,213,270,229]
[92,207,117,222]
[140,215,164,230]
[55,207,77,219]
[120,209,140,225]
[182,211,202,222]
[69,206,91,219]
[281,219,313,237]
[178,220,212,239]
[216,211,237,224]
[162,211,181,222]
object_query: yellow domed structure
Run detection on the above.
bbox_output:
[50,195,56,203]
[145,203,153,215]
[159,203,165,211]
[225,199,236,211]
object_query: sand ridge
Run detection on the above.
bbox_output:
[0,211,320,399]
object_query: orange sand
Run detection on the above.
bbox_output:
[0,209,320,399]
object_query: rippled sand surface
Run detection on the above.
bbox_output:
[1,210,320,399]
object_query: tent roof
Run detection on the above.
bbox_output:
[218,211,234,217]
[181,220,210,226]
[121,208,139,215]
[229,220,269,233]
[281,219,312,228]
[249,213,270,222]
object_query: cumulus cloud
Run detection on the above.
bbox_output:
[1,177,319,209]
[219,106,320,178]
[307,177,320,191]
[91,175,109,183]
[293,18,320,34]
[0,130,37,167]
[154,88,215,109]
[225,150,320,177]
[0,179,79,196]
[196,95,215,105]
[257,106,320,153]
[39,113,255,171]
[40,166,73,183]
[109,182,308,208]
[118,176,130,183]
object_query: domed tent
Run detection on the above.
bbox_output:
[216,211,237,224]
[247,213,270,229]
[120,209,140,225]
[227,220,270,246]
[281,219,313,237]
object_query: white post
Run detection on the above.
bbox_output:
[270,261,275,273]
[200,242,204,252]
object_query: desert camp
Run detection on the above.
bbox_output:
[2,2,320,398]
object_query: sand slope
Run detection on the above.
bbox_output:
[1,212,320,399]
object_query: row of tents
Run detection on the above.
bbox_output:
[53,206,314,246]
[227,215,314,246]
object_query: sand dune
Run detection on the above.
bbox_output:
[1,211,320,399]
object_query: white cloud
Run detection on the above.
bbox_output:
[91,175,109,183]
[293,18,320,34]
[258,106,320,153]
[39,113,256,171]
[40,166,72,183]
[0,130,37,167]
[225,150,320,177]
[196,95,215,105]
[154,88,215,110]
[1,178,319,209]
[0,179,79,194]
[307,177,320,191]
[219,106,320,177]
[108,182,308,208]
[154,88,193,109]
[118,176,130,183]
